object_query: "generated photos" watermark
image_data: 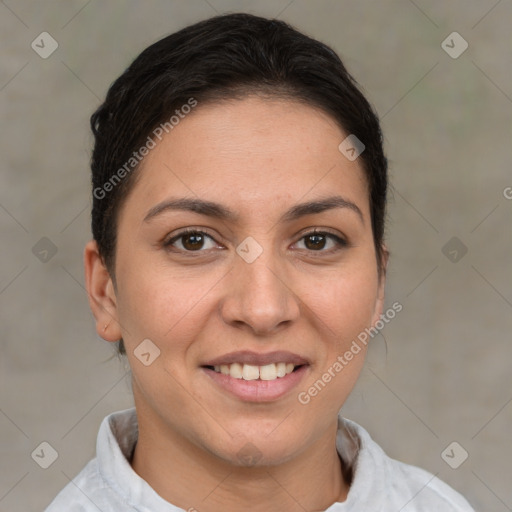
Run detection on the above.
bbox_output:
[298,301,403,405]
[94,98,198,200]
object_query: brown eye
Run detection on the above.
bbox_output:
[182,232,206,250]
[164,230,219,252]
[294,231,347,252]
[304,233,327,250]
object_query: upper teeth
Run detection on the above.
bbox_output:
[212,362,296,381]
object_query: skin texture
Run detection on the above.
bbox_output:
[84,97,387,512]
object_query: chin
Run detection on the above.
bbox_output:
[210,432,300,468]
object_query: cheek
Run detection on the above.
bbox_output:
[114,261,223,350]
[115,275,171,343]
[301,262,380,342]
[296,265,378,412]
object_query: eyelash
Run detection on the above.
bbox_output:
[163,228,348,255]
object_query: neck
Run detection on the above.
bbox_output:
[131,404,349,512]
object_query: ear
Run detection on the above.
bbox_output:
[84,240,122,342]
[371,244,389,327]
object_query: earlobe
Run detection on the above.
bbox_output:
[371,288,386,327]
[84,240,122,342]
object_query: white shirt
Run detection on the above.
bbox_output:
[46,408,475,511]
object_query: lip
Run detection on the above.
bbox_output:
[202,350,310,367]
[202,364,309,402]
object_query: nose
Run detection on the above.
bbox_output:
[220,249,300,336]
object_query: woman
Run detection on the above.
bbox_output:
[46,13,475,511]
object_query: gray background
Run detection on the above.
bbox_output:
[1,1,511,510]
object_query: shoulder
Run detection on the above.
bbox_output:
[44,458,118,511]
[383,457,475,511]
[336,418,475,511]
[45,409,139,511]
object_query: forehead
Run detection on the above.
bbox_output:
[124,96,369,219]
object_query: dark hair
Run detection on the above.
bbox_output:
[90,13,388,351]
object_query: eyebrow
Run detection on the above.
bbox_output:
[143,195,364,224]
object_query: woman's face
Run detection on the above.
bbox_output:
[92,97,385,465]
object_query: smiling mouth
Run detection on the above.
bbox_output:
[202,362,306,381]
